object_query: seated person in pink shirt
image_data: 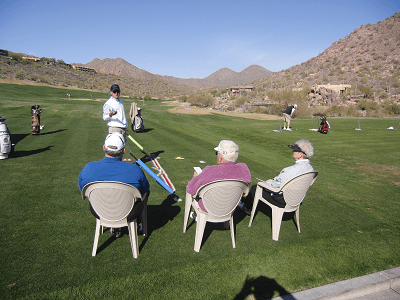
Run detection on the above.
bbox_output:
[186,140,251,213]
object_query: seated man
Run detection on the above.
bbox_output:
[186,140,251,214]
[78,132,150,237]
[246,139,314,209]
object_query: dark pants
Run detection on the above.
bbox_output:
[244,184,286,209]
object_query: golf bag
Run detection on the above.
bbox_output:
[319,117,330,134]
[0,116,11,159]
[129,102,144,133]
[133,108,144,132]
[31,104,41,135]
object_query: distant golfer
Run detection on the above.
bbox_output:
[283,104,297,131]
[102,84,128,136]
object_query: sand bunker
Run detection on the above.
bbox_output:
[164,101,280,120]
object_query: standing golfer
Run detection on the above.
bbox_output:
[283,104,297,131]
[103,84,128,136]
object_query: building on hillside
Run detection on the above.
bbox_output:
[22,55,41,61]
[311,84,351,95]
[226,85,254,96]
[0,49,11,58]
[72,65,97,73]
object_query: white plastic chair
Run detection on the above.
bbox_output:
[248,171,318,241]
[183,180,249,252]
[81,181,147,258]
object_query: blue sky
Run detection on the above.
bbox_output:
[1,0,399,79]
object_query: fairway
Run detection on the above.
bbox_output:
[1,83,399,299]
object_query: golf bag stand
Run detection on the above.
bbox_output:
[31,105,41,135]
[0,116,12,159]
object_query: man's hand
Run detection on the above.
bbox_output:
[109,110,117,117]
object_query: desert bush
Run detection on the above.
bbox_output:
[325,105,354,117]
[187,94,214,107]
[15,71,25,79]
[234,96,248,108]
[359,86,374,98]
[382,100,400,115]
[177,95,188,102]
[357,100,379,116]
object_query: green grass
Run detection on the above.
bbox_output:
[1,82,399,299]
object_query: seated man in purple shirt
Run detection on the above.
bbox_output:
[186,140,251,214]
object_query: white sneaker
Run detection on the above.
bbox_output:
[287,128,292,131]
[189,212,197,221]
[283,127,287,130]
[173,196,182,202]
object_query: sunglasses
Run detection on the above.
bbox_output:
[112,90,120,94]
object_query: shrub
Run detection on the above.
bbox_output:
[234,96,247,108]
[187,94,214,107]
[359,86,374,98]
[15,71,25,79]
[383,100,400,115]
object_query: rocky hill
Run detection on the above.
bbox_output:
[84,59,272,88]
[85,58,156,80]
[252,13,400,101]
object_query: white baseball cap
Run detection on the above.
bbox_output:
[104,133,125,151]
[214,140,239,154]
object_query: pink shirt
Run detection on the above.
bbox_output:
[187,162,251,212]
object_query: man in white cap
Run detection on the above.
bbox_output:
[186,140,251,214]
[103,84,128,136]
[78,132,150,237]
[282,104,297,131]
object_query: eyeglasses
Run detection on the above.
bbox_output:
[112,90,120,94]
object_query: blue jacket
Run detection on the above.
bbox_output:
[78,156,150,194]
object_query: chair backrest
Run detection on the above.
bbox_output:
[82,181,142,222]
[281,172,318,208]
[196,180,249,217]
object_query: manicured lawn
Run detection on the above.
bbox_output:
[1,82,399,299]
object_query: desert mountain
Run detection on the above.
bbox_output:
[253,13,400,99]
[85,58,155,80]
[84,59,272,88]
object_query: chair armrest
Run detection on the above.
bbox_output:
[257,181,281,193]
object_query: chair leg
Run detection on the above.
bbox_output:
[92,219,101,257]
[183,192,192,233]
[194,213,207,252]
[141,198,148,237]
[128,221,139,258]
[230,216,236,248]
[248,198,259,227]
[271,206,285,241]
[295,207,301,233]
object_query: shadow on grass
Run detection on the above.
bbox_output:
[139,193,181,252]
[131,128,154,133]
[187,193,299,251]
[10,133,30,145]
[240,184,298,230]
[234,275,294,300]
[38,129,67,135]
[9,145,54,158]
[91,194,181,256]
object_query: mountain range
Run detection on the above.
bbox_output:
[84,59,272,88]
[1,13,399,102]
